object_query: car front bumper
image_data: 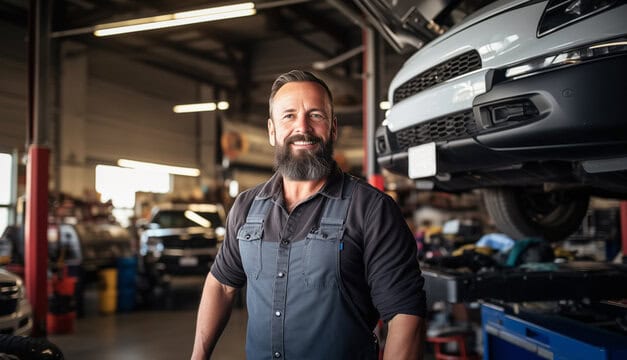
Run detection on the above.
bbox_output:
[0,299,32,336]
[377,53,627,180]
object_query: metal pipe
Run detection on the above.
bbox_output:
[312,45,364,70]
[363,28,384,189]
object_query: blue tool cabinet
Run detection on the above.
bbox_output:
[481,303,627,360]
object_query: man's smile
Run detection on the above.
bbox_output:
[286,134,322,150]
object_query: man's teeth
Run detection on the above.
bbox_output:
[293,141,316,145]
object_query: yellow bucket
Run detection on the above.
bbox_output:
[99,269,118,314]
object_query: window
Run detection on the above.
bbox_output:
[95,165,170,225]
[0,153,13,234]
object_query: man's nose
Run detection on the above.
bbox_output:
[293,113,312,133]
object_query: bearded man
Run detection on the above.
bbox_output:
[192,70,426,360]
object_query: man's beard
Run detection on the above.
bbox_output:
[274,133,335,181]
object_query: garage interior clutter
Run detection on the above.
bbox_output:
[1,0,626,359]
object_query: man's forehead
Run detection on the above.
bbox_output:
[273,81,330,106]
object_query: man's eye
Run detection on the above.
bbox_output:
[311,113,324,120]
[282,114,294,119]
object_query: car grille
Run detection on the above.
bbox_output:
[393,50,482,103]
[162,235,217,249]
[0,280,19,316]
[395,110,478,150]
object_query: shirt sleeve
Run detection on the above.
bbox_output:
[363,192,427,321]
[209,193,250,288]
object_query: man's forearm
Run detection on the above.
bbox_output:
[191,273,238,360]
[383,314,426,360]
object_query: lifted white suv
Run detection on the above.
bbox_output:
[373,0,627,240]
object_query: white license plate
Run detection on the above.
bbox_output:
[179,256,198,267]
[408,142,437,179]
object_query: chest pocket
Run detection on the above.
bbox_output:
[303,225,343,288]
[237,223,263,279]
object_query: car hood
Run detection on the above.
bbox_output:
[426,0,532,48]
[0,268,20,283]
[356,0,534,53]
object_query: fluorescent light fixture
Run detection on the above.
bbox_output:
[117,159,200,177]
[217,101,230,110]
[173,101,229,113]
[94,2,256,37]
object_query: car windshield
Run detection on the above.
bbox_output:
[152,210,223,229]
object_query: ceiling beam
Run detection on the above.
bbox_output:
[283,4,350,49]
[267,8,335,58]
[79,36,234,90]
[143,33,232,67]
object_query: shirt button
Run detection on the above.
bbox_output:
[277,272,285,278]
[275,311,281,317]
[274,352,281,358]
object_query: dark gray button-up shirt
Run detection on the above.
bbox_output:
[211,166,426,329]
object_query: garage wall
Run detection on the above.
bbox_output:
[85,78,197,166]
[0,25,222,200]
[0,22,28,153]
[0,57,26,152]
[85,47,200,167]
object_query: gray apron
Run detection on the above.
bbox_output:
[237,177,378,359]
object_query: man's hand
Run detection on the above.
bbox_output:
[383,314,426,360]
[191,273,238,360]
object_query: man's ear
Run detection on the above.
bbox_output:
[267,118,276,146]
[331,116,338,141]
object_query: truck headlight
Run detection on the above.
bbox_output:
[537,0,618,37]
[504,37,627,79]
[215,226,226,241]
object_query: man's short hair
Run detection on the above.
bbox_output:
[268,70,334,118]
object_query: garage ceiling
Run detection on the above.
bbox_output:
[0,0,495,127]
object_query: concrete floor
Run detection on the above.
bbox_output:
[49,275,247,360]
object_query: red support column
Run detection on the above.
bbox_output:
[25,145,50,337]
[368,174,385,191]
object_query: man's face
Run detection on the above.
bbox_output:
[268,81,337,180]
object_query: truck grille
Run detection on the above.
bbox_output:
[393,50,482,103]
[395,110,478,150]
[0,281,19,316]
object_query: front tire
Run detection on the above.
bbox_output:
[483,187,589,241]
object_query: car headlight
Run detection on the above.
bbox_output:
[504,37,627,79]
[537,0,619,37]
[16,278,26,300]
[215,226,226,241]
[143,237,164,256]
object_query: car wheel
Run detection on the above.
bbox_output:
[483,187,589,241]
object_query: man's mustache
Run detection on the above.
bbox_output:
[285,134,322,145]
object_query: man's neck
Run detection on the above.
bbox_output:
[282,176,327,213]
